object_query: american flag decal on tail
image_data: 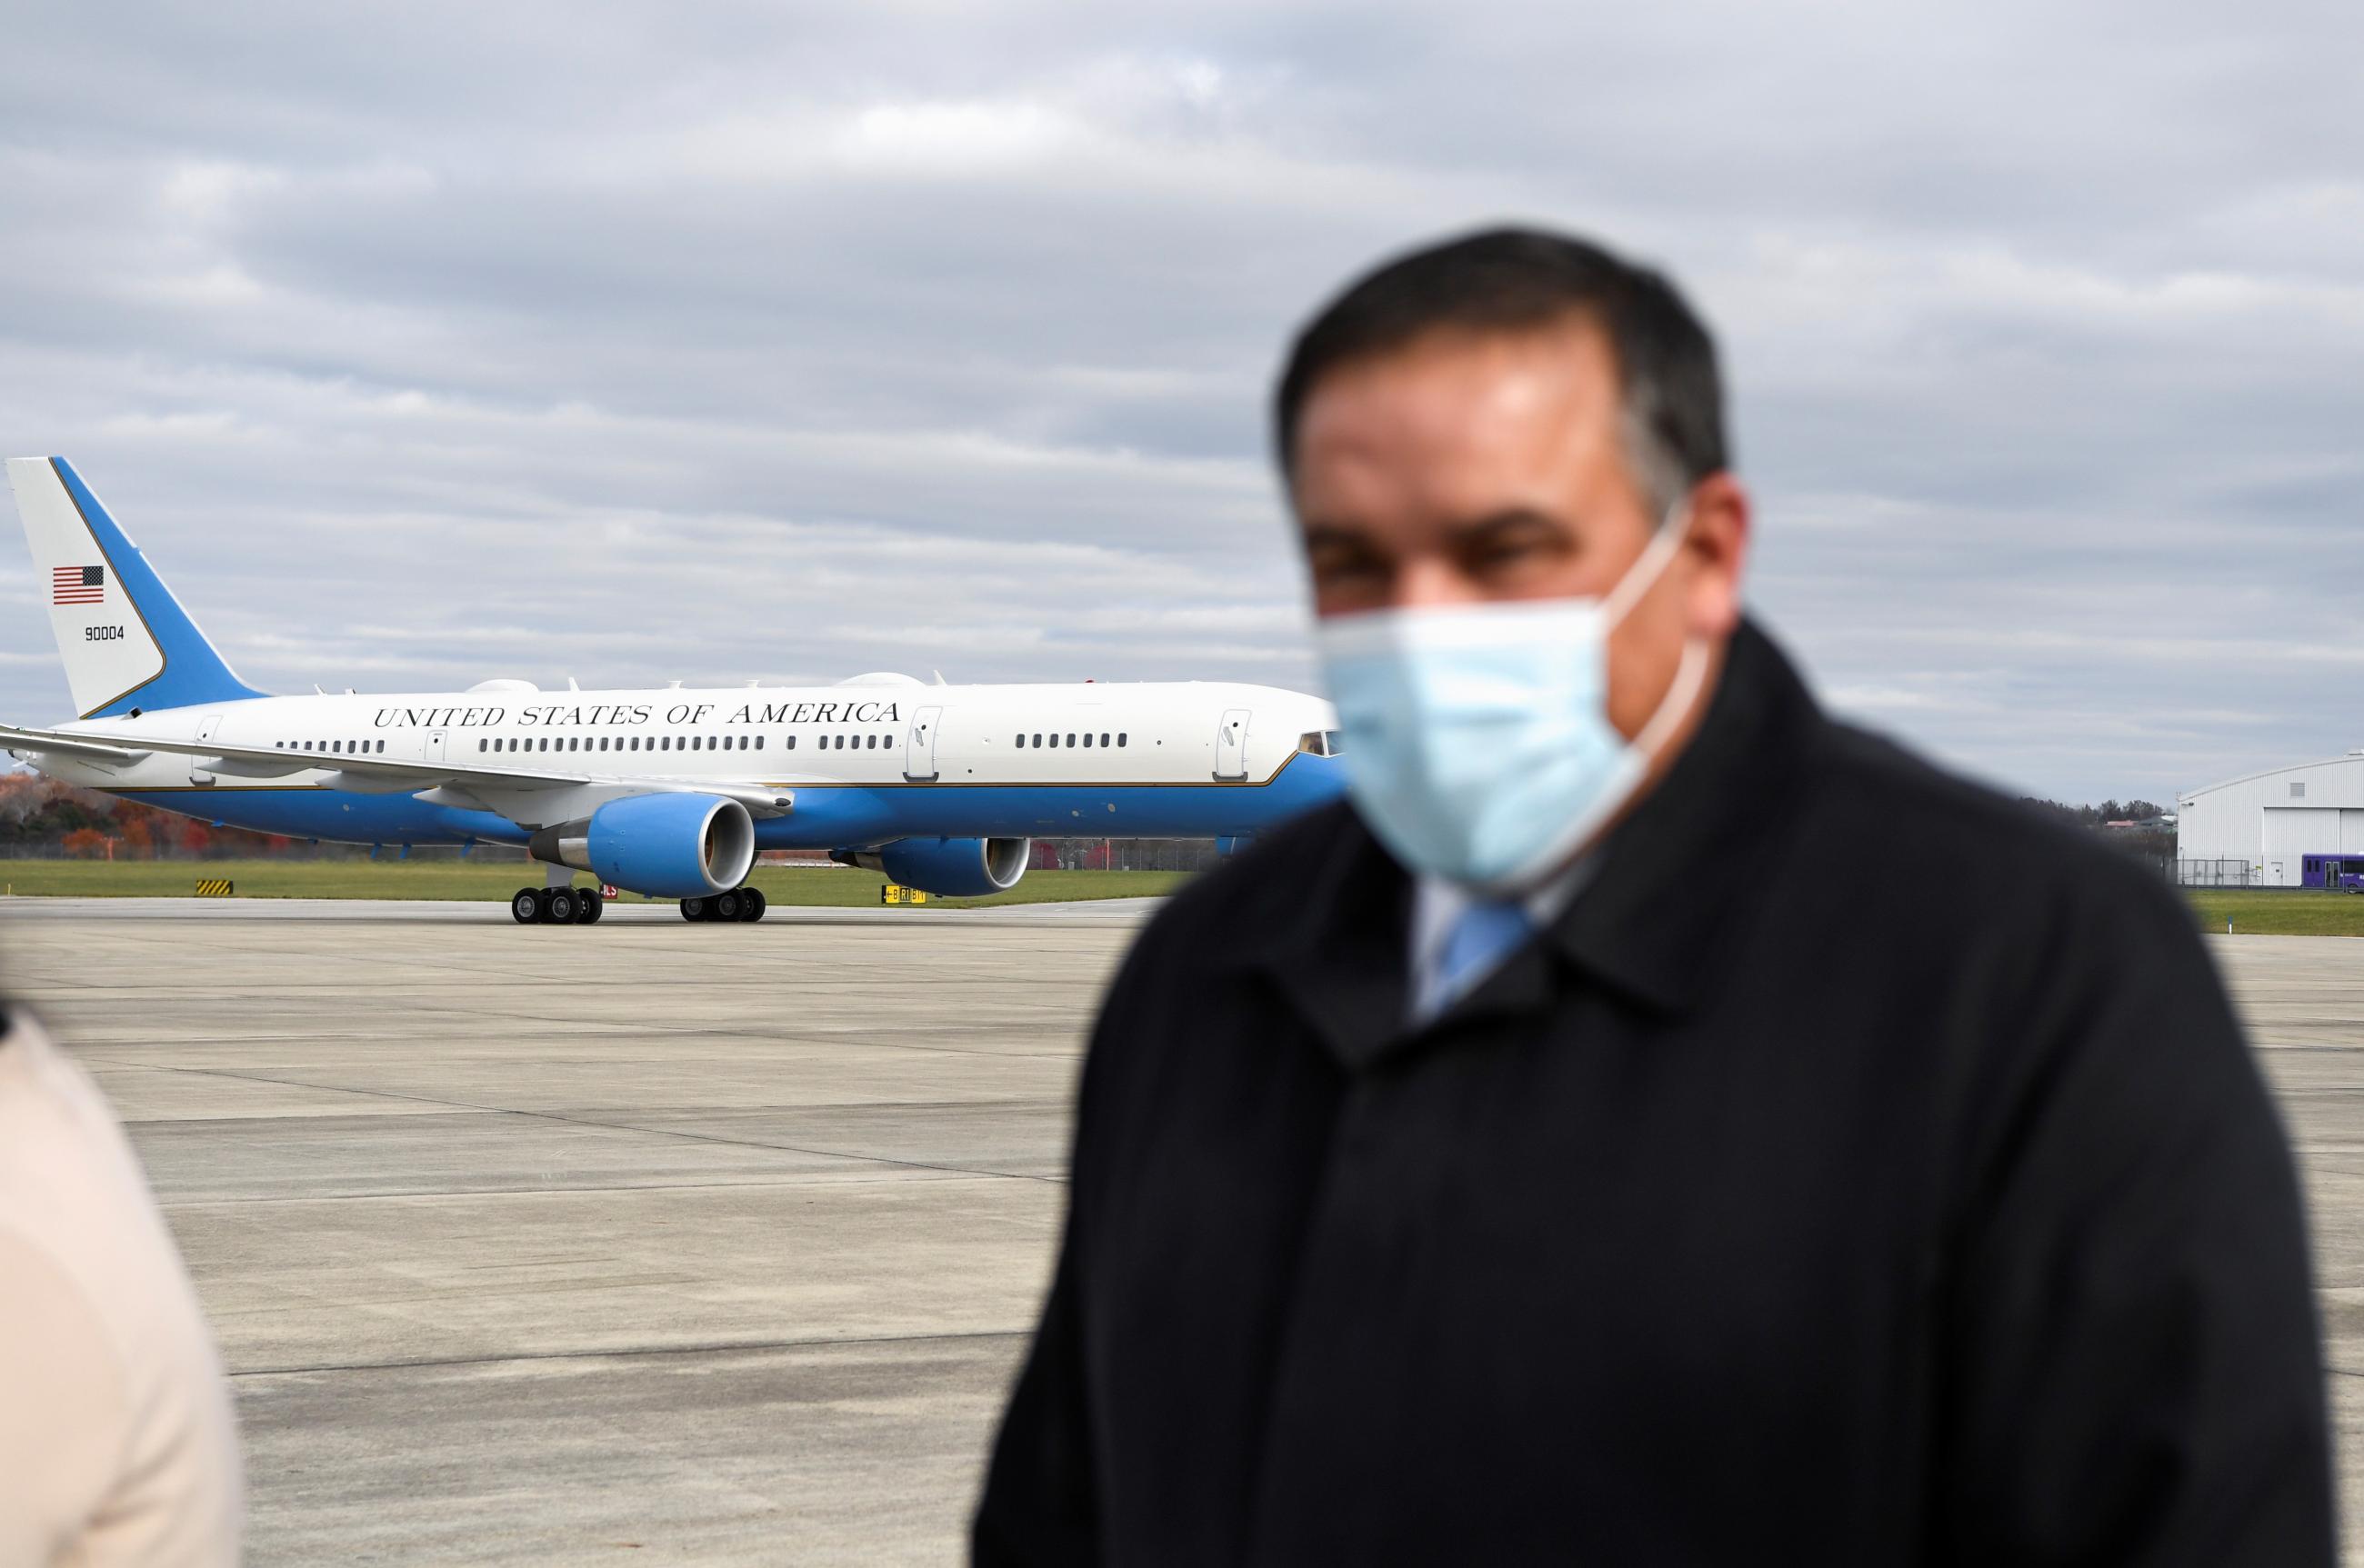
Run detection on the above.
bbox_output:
[52,564,104,604]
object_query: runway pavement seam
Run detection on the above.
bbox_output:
[227,1326,1036,1380]
[163,1172,1052,1207]
[79,1054,1075,1185]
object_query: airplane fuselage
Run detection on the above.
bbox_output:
[31,676,1342,853]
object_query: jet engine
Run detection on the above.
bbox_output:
[530,793,756,899]
[832,836,1029,897]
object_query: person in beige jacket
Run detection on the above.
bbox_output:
[0,1005,242,1567]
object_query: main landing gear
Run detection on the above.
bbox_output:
[680,887,767,924]
[511,885,605,924]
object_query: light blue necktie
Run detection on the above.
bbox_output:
[1418,897,1534,1022]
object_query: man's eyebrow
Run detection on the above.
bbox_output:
[1445,506,1570,539]
[1299,519,1380,550]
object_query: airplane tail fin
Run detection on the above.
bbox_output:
[5,456,265,718]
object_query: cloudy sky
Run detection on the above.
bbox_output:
[1,0,2357,804]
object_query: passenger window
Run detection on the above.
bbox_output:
[1032,734,1042,747]
[1117,733,1127,746]
[1067,734,1076,747]
[786,735,796,750]
[478,739,486,752]
[755,736,764,751]
[1082,734,1093,747]
[1100,733,1109,747]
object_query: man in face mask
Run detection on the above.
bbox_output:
[974,228,2332,1565]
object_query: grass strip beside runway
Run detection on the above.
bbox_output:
[2185,890,2364,937]
[0,859,1187,907]
[11,861,2357,933]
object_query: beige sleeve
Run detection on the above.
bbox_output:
[0,1229,131,1568]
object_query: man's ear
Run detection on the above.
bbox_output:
[1682,473,1750,639]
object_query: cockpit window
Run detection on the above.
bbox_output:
[1297,730,1344,758]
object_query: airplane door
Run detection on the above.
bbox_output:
[427,730,447,764]
[1214,707,1250,781]
[190,712,225,785]
[904,706,942,782]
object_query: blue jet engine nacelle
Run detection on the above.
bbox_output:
[832,836,1030,898]
[529,793,757,899]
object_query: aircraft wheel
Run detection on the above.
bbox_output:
[546,887,577,923]
[738,887,766,923]
[680,897,707,922]
[511,888,541,924]
[713,889,743,922]
[576,890,603,924]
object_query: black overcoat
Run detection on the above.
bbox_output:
[974,621,2333,1565]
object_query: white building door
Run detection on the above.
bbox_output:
[905,706,942,782]
[2263,807,2339,886]
[1214,708,1250,781]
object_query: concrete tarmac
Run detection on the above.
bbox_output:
[1,896,1147,1565]
[2,901,2362,1561]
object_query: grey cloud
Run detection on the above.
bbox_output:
[1,0,2358,803]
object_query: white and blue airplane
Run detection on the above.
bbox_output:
[2,457,1344,924]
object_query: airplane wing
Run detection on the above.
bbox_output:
[0,726,151,765]
[0,721,795,817]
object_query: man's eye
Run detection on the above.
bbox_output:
[1312,554,1386,584]
[1471,538,1546,571]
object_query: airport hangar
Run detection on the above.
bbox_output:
[2178,749,2364,886]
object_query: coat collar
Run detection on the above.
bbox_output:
[1248,618,1822,1072]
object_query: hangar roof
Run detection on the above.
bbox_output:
[2181,750,2364,803]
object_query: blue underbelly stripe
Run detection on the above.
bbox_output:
[111,758,1347,851]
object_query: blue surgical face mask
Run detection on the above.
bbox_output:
[1314,504,1710,894]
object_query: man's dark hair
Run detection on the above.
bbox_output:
[1274,226,1729,513]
